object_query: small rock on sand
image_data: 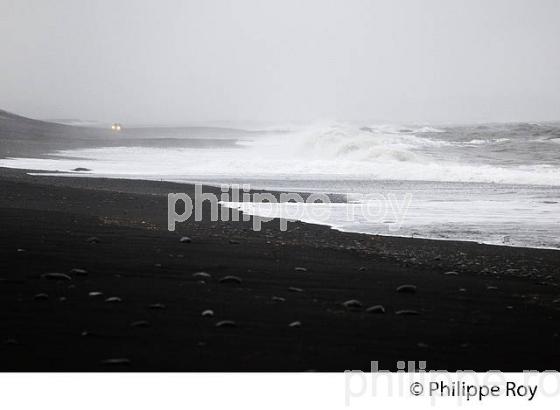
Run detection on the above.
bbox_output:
[219,275,242,284]
[130,320,150,328]
[72,167,91,172]
[288,287,303,292]
[396,284,417,294]
[444,271,459,276]
[148,303,166,310]
[395,309,420,316]
[289,321,302,328]
[89,291,103,297]
[358,266,367,272]
[70,268,88,276]
[192,272,211,279]
[201,309,214,317]
[272,296,286,303]
[101,358,131,366]
[342,299,363,310]
[487,285,499,290]
[42,273,72,281]
[366,305,386,314]
[105,296,122,303]
[87,237,100,244]
[179,236,192,243]
[229,239,240,245]
[215,320,236,328]
[294,267,308,272]
[34,293,49,300]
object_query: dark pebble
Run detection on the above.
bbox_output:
[105,296,122,303]
[70,268,88,276]
[215,320,236,328]
[396,284,417,294]
[34,293,49,300]
[289,321,302,328]
[395,309,420,316]
[219,275,242,284]
[272,296,286,303]
[288,287,303,292]
[366,305,386,314]
[201,309,214,317]
[192,272,211,279]
[179,236,192,243]
[148,303,166,310]
[87,237,100,244]
[342,299,363,310]
[130,320,150,328]
[42,273,72,281]
[294,267,308,272]
[101,358,131,366]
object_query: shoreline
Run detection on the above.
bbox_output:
[4,166,560,251]
[1,166,560,371]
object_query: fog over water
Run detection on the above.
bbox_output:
[1,0,559,124]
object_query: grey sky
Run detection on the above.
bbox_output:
[1,0,559,124]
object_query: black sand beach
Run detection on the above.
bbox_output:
[1,111,560,371]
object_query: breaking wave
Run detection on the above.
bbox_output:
[1,122,560,186]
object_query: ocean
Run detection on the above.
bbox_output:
[2,122,559,249]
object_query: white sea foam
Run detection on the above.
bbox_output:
[464,138,510,145]
[1,124,559,186]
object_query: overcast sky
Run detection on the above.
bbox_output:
[1,0,559,124]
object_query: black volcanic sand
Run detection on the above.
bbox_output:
[1,167,560,371]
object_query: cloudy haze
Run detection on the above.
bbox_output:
[1,0,559,124]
